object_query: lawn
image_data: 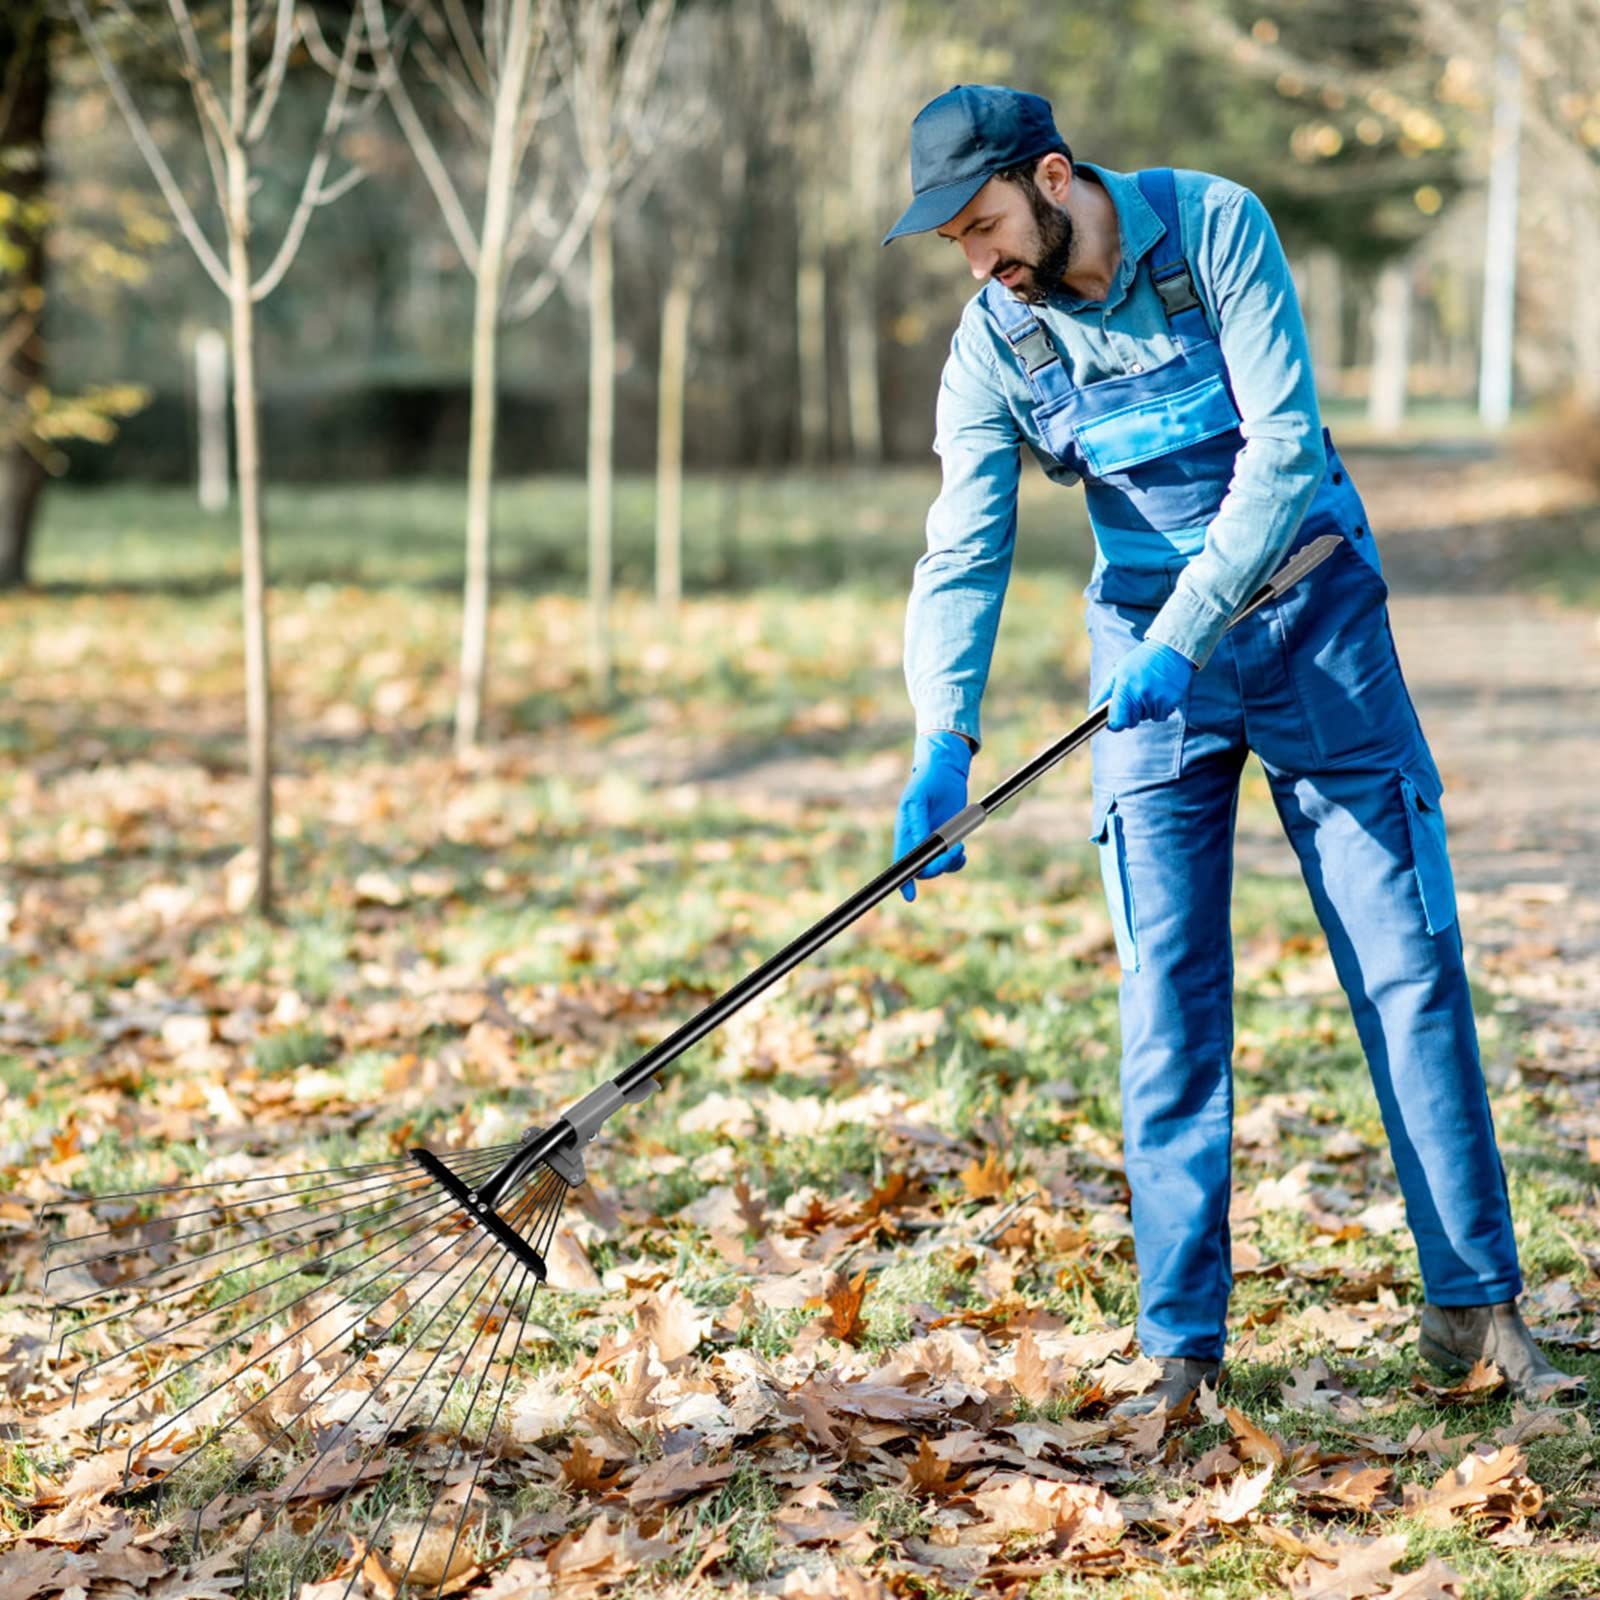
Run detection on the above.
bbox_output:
[1,470,1597,1599]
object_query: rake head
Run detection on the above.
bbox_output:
[41,1129,580,1594]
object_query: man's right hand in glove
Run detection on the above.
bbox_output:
[893,730,972,902]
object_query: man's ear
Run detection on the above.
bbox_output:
[1035,151,1073,202]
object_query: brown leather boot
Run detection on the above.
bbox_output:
[1108,1357,1222,1419]
[1418,1300,1588,1405]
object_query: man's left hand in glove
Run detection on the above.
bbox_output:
[1099,639,1197,731]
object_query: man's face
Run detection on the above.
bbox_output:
[935,169,1075,305]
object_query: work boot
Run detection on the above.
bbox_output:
[1418,1300,1588,1405]
[1108,1357,1223,1419]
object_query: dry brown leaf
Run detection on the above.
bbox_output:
[904,1437,971,1497]
[806,1267,869,1344]
[386,1511,486,1593]
[1292,1461,1393,1512]
[1286,1532,1408,1599]
[1401,1444,1543,1528]
[632,1282,709,1366]
[559,1435,626,1494]
[971,1474,1125,1546]
[543,1516,674,1580]
[625,1452,737,1510]
[1189,1443,1243,1482]
[1223,1404,1287,1467]
[959,1149,1010,1200]
[1410,1357,1506,1404]
[1207,1464,1273,1525]
[1381,1555,1467,1598]
[1009,1327,1062,1405]
[779,1563,895,1599]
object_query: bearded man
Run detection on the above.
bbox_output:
[885,84,1585,1415]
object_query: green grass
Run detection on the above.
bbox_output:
[5,471,1600,1599]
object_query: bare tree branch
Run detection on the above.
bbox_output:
[252,7,367,299]
[503,166,605,319]
[416,30,494,141]
[244,0,298,142]
[443,0,494,98]
[69,0,233,294]
[362,0,482,272]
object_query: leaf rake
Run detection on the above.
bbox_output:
[40,537,1341,1594]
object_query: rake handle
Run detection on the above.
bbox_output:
[494,534,1342,1189]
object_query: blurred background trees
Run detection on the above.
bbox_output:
[5,0,1599,893]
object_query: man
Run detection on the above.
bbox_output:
[886,84,1585,1416]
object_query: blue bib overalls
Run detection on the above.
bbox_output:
[981,170,1522,1359]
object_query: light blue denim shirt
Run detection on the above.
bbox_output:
[904,162,1325,750]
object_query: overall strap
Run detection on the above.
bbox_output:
[979,279,1074,410]
[1135,168,1210,337]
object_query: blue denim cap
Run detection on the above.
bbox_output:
[883,85,1063,246]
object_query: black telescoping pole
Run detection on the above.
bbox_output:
[482,535,1342,1192]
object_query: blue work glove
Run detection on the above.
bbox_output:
[1099,639,1196,732]
[893,730,971,902]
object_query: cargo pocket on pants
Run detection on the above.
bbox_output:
[1400,767,1458,935]
[1090,795,1140,973]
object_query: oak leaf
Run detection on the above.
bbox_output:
[904,1437,971,1497]
[1401,1444,1543,1528]
[1285,1532,1408,1599]
[1207,1464,1273,1525]
[959,1149,1010,1200]
[806,1267,869,1344]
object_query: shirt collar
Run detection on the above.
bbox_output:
[1042,161,1164,314]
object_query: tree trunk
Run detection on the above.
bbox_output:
[1478,0,1523,430]
[656,258,693,617]
[1304,247,1343,396]
[454,24,523,759]
[195,329,230,511]
[587,190,616,694]
[796,191,828,464]
[841,245,882,463]
[0,3,52,590]
[1368,259,1411,432]
[1574,187,1600,409]
[226,154,273,919]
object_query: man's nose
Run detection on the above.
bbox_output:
[965,243,997,281]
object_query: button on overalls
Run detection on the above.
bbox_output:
[982,169,1522,1359]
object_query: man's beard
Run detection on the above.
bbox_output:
[995,184,1075,305]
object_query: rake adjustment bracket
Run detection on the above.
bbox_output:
[550,1075,661,1185]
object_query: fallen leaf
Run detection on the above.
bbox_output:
[632,1282,709,1365]
[959,1150,1010,1200]
[1208,1464,1273,1525]
[1286,1532,1408,1599]
[1402,1444,1543,1528]
[1382,1555,1467,1597]
[807,1267,869,1344]
[904,1437,970,1497]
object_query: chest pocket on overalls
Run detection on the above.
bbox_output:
[1073,371,1242,478]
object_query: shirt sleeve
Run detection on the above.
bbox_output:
[903,315,1022,752]
[1144,185,1327,668]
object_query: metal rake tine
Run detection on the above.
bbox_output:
[432,1251,547,1596]
[52,1156,502,1334]
[45,1154,501,1300]
[238,1181,553,1583]
[117,1209,477,1472]
[42,1149,502,1267]
[332,1189,557,1600]
[391,1252,540,1598]
[408,1180,569,1597]
[47,1144,519,1207]
[65,1181,468,1398]
[198,1212,519,1565]
[95,1187,480,1453]
[116,1194,496,1472]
